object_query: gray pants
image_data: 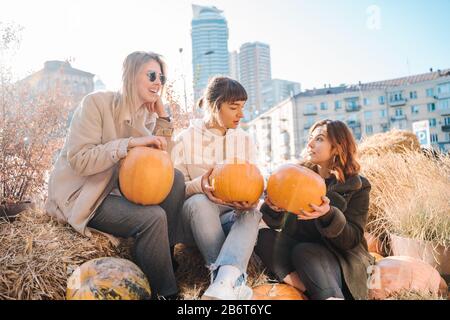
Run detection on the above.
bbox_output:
[255,228,348,300]
[87,169,185,298]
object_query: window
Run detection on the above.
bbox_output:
[427,103,436,112]
[426,88,434,97]
[429,118,437,128]
[363,98,370,106]
[445,117,450,126]
[365,125,373,135]
[364,111,373,120]
[378,96,385,104]
[380,109,387,118]
[334,100,342,109]
[431,133,439,143]
[320,102,328,110]
[411,105,419,114]
[409,91,418,99]
[439,99,449,111]
[395,108,404,116]
[389,91,404,102]
[304,104,317,114]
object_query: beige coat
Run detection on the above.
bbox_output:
[173,119,258,198]
[45,91,173,237]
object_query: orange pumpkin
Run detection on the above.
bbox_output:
[267,164,326,214]
[210,160,264,204]
[365,232,384,255]
[119,147,174,205]
[370,252,384,262]
[66,257,151,300]
[252,284,308,300]
[368,256,443,300]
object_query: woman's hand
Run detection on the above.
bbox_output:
[145,96,168,118]
[201,168,227,206]
[128,136,167,151]
[201,169,258,211]
[297,196,331,220]
[264,196,285,213]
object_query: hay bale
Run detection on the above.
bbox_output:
[358,129,421,158]
[0,209,131,300]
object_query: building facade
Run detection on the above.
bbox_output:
[261,78,301,113]
[239,42,271,121]
[191,5,230,103]
[247,69,450,171]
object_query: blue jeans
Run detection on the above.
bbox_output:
[181,194,262,282]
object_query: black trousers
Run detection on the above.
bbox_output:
[255,228,350,300]
[88,169,185,298]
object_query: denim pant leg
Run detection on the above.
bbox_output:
[213,208,262,277]
[181,194,229,266]
[88,195,178,297]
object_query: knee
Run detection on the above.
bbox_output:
[141,205,167,228]
[182,194,217,220]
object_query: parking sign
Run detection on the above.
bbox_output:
[412,120,431,148]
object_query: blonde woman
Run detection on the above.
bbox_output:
[45,51,185,299]
[173,76,262,300]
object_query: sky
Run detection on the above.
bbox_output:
[1,0,450,101]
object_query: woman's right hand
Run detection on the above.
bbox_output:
[264,196,285,213]
[128,136,167,151]
[201,168,227,206]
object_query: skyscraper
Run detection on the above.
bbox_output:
[191,5,229,103]
[239,42,272,121]
[229,50,240,81]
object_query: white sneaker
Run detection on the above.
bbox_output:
[201,280,253,300]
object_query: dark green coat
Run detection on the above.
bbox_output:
[261,169,375,300]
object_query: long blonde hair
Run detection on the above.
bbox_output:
[119,51,167,119]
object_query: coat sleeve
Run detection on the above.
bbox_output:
[315,183,371,251]
[260,202,288,230]
[66,94,132,177]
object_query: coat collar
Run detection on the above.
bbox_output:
[327,174,362,193]
[300,161,362,194]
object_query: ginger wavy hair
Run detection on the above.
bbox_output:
[305,119,361,183]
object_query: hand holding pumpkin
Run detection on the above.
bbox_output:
[128,136,167,151]
[264,196,285,213]
[201,168,227,205]
[297,196,331,220]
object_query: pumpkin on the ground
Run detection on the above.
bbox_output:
[370,252,384,262]
[210,160,264,204]
[364,232,384,255]
[66,257,151,300]
[252,284,308,300]
[368,256,443,300]
[267,164,326,214]
[119,146,174,205]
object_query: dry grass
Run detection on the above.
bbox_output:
[384,290,447,300]
[0,209,270,300]
[360,150,450,249]
[0,209,131,300]
[358,129,421,157]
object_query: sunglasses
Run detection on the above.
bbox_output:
[147,70,166,85]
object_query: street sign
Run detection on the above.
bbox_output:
[412,120,431,148]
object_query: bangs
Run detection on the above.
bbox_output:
[221,79,247,103]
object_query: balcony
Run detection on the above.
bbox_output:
[389,98,407,107]
[345,104,362,112]
[442,125,450,132]
[436,92,450,100]
[303,110,317,116]
[346,120,361,128]
[390,115,407,121]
